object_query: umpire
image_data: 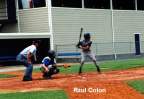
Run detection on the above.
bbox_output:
[16,40,40,81]
[77,33,101,74]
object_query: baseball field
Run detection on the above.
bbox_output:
[0,58,144,99]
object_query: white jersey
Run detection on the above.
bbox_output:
[21,0,30,9]
[20,45,37,57]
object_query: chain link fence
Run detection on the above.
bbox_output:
[55,41,144,61]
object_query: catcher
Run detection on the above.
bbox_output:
[40,50,70,79]
[40,50,59,79]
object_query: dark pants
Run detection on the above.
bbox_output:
[41,66,59,79]
[16,54,33,79]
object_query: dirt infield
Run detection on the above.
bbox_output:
[1,68,144,99]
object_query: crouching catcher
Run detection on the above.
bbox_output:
[40,50,59,79]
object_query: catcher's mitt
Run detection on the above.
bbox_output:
[63,63,71,68]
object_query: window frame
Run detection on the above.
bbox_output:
[52,0,82,8]
[84,0,110,9]
[112,0,136,10]
[18,0,46,9]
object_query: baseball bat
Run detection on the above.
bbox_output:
[78,27,83,43]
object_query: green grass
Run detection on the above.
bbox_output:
[0,90,68,99]
[127,79,144,94]
[100,58,144,71]
[0,74,16,79]
[33,58,144,74]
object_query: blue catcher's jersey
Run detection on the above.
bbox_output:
[42,56,56,67]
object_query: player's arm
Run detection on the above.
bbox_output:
[81,45,90,50]
[41,64,49,72]
[51,60,67,67]
[76,41,83,48]
[79,44,90,50]
[27,51,33,63]
[50,59,71,68]
[29,47,37,62]
[34,54,37,61]
[80,41,92,50]
[76,42,81,48]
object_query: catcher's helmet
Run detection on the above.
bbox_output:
[84,33,91,39]
[48,50,56,59]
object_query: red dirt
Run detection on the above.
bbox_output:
[1,68,144,99]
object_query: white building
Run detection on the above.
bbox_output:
[0,0,144,62]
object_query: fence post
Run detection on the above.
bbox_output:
[95,43,98,55]
[129,42,132,53]
[55,45,58,58]
[113,42,117,60]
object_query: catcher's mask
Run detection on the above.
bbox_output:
[84,33,91,40]
[48,50,56,59]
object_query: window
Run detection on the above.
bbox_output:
[18,0,23,9]
[134,34,141,55]
[84,0,110,9]
[0,0,7,20]
[112,0,135,10]
[137,0,144,10]
[0,0,7,9]
[18,0,46,9]
[52,0,61,7]
[33,0,46,8]
[52,0,82,8]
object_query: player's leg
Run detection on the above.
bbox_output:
[45,67,55,79]
[89,51,101,73]
[16,54,25,65]
[79,52,85,74]
[43,72,51,79]
[53,66,59,74]
[42,72,51,79]
[93,60,101,73]
[16,54,33,81]
[23,63,33,81]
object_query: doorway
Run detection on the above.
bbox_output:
[134,34,141,55]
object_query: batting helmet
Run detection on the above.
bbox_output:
[84,33,91,40]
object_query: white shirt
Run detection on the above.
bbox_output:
[21,0,30,9]
[20,45,37,58]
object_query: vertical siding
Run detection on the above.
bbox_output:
[1,6,144,55]
[113,10,144,54]
[52,8,113,55]
[52,8,144,55]
[0,0,7,20]
[19,7,49,33]
[141,41,144,53]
